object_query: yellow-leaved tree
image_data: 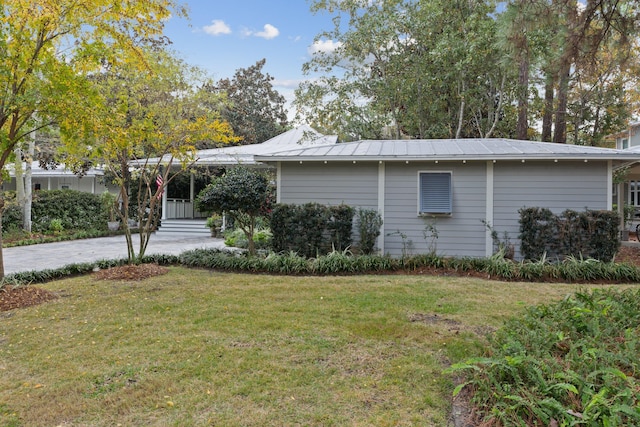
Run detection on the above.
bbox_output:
[60,45,239,263]
[0,0,186,278]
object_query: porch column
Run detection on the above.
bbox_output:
[617,183,624,231]
[161,182,168,220]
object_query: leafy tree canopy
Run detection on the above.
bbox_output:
[296,0,640,145]
[60,45,239,263]
[0,0,186,277]
[196,167,272,255]
[212,59,289,145]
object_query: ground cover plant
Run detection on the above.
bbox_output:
[0,268,617,427]
[451,287,640,426]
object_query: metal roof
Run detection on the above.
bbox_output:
[255,138,640,162]
[195,126,337,166]
[6,162,105,177]
[138,125,338,167]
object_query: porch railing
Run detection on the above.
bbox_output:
[165,198,207,219]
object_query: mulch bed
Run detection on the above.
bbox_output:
[0,286,58,312]
[92,263,169,282]
[1,264,169,312]
[2,247,640,313]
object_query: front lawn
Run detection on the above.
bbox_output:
[0,269,626,426]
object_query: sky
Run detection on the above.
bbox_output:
[162,0,337,120]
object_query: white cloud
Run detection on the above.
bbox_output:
[254,24,280,40]
[203,20,231,36]
[308,39,342,56]
[273,78,306,90]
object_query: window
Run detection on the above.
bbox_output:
[622,138,629,149]
[630,181,640,207]
[419,172,452,215]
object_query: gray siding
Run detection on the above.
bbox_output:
[277,159,611,259]
[493,160,609,259]
[279,162,378,208]
[384,162,487,258]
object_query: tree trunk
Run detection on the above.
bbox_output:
[553,59,571,144]
[541,73,555,142]
[516,52,530,140]
[14,148,25,213]
[0,196,5,279]
[455,81,465,139]
[23,135,34,232]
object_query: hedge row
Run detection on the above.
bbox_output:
[270,203,355,257]
[176,249,640,283]
[2,190,108,233]
[519,207,620,262]
[3,249,640,288]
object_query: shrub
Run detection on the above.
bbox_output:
[31,190,107,232]
[449,288,640,426]
[48,218,64,234]
[519,207,556,260]
[224,228,272,251]
[195,167,272,255]
[270,203,354,257]
[356,208,383,255]
[328,204,355,251]
[1,201,23,233]
[519,207,620,262]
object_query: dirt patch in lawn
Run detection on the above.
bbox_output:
[92,263,169,282]
[0,286,58,312]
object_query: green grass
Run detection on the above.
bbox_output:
[0,268,627,426]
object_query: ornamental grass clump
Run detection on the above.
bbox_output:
[449,288,640,426]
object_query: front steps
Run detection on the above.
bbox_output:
[155,219,211,237]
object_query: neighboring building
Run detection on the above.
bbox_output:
[2,163,114,194]
[609,121,640,149]
[256,138,640,259]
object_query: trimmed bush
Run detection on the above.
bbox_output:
[31,190,107,232]
[356,208,383,255]
[520,207,620,262]
[270,203,354,257]
[1,202,23,232]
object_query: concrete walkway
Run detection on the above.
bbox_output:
[3,234,228,275]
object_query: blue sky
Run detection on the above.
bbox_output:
[163,0,336,117]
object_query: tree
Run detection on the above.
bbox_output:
[0,0,186,278]
[61,46,239,263]
[196,167,272,256]
[501,0,640,144]
[296,0,514,141]
[213,59,288,145]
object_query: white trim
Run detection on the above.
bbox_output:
[485,161,494,257]
[276,162,282,203]
[377,161,385,254]
[607,160,612,210]
[161,183,168,220]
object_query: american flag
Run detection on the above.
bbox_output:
[156,174,164,200]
